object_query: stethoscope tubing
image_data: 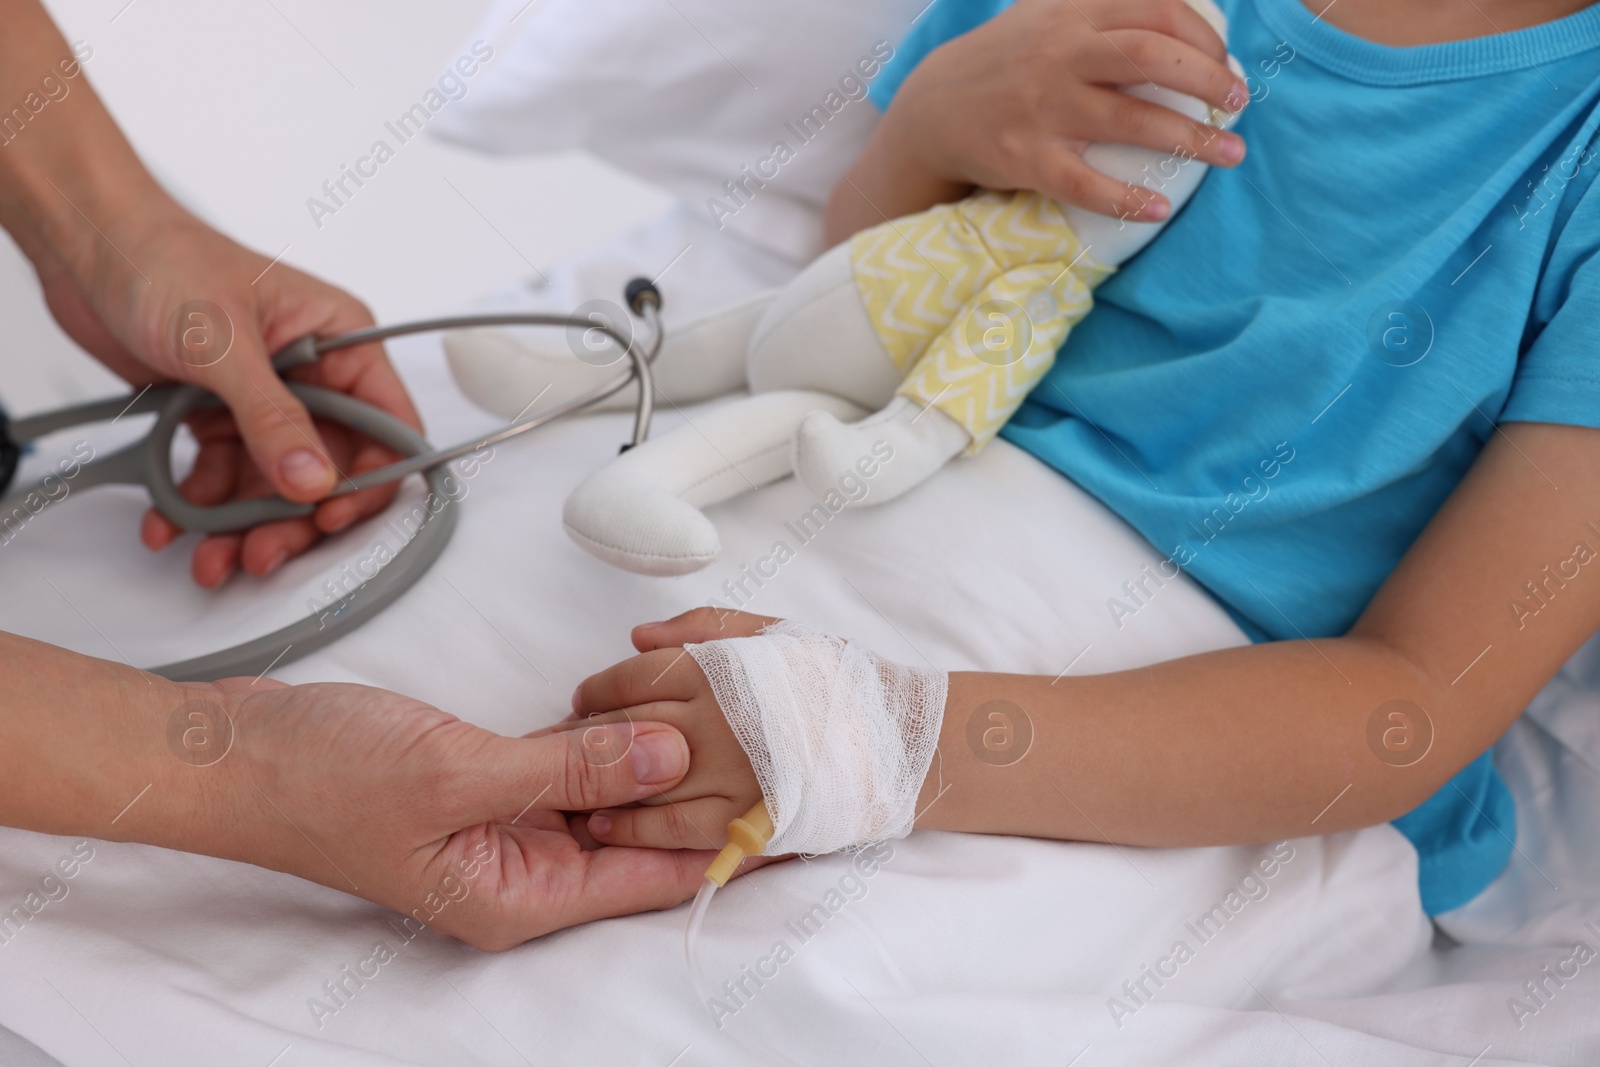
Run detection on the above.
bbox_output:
[0,280,664,681]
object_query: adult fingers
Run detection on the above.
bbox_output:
[190,532,244,589]
[311,437,401,536]
[631,607,778,652]
[238,517,322,578]
[469,722,692,816]
[141,431,242,551]
[574,648,706,716]
[549,845,713,935]
[294,336,422,535]
[200,330,339,504]
[300,338,423,433]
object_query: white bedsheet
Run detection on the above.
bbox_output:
[1,212,1597,1066]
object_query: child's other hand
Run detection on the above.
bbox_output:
[884,0,1249,221]
[560,609,775,852]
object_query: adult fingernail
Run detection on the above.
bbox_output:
[1142,198,1171,221]
[571,684,582,712]
[279,449,332,494]
[324,510,357,534]
[588,812,613,836]
[1230,80,1249,110]
[1218,133,1245,164]
[262,549,289,576]
[630,729,688,785]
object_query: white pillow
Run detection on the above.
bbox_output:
[430,0,928,263]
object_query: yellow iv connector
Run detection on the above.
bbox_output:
[704,800,773,887]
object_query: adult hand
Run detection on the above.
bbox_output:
[0,2,418,586]
[30,199,421,588]
[192,676,711,949]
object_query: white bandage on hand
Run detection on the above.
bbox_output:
[685,620,948,857]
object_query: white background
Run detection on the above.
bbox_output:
[5,0,670,415]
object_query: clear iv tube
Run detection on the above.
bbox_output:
[683,876,808,1067]
[684,879,720,1014]
[684,801,810,1066]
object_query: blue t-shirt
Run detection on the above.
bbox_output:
[872,0,1600,914]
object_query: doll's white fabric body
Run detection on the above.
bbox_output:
[446,0,1239,576]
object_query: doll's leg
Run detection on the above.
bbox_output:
[562,389,867,575]
[445,290,773,420]
[744,242,906,406]
[793,219,1102,503]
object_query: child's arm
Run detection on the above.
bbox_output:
[572,421,1600,851]
[824,0,1249,246]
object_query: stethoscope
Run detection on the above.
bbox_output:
[0,279,663,682]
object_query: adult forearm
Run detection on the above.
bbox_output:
[918,635,1476,846]
[0,633,227,852]
[0,0,172,272]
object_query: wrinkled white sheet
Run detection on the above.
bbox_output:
[0,211,1596,1066]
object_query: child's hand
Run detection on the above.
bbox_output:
[840,0,1249,233]
[561,609,776,852]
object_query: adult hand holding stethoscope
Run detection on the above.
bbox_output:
[0,0,701,965]
[24,177,420,590]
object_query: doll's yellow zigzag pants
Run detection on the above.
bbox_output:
[849,189,1112,452]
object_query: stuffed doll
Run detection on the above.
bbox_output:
[446,0,1240,575]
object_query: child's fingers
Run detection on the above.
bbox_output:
[1083,86,1245,169]
[1037,150,1173,221]
[632,607,777,652]
[574,648,704,716]
[1081,31,1246,115]
[525,709,634,737]
[1112,0,1231,63]
[586,797,744,851]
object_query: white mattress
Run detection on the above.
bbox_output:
[1,207,1598,1066]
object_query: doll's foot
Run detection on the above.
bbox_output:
[792,396,970,505]
[444,290,774,420]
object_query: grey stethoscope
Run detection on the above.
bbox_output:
[0,279,663,682]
